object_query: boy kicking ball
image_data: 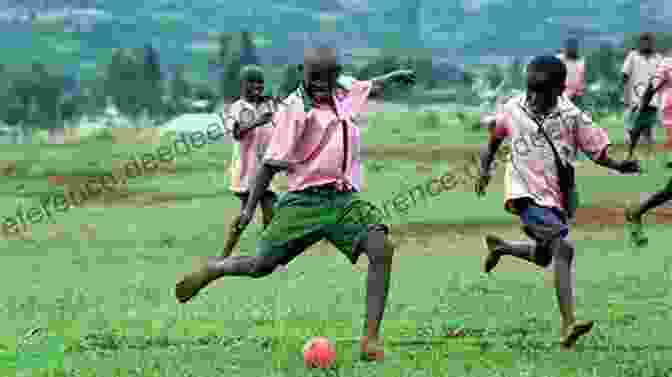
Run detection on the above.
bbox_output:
[176,46,415,361]
[476,55,639,349]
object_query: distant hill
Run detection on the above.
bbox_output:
[1,0,670,79]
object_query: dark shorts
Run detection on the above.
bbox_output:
[626,107,657,144]
[254,185,387,265]
[234,191,277,208]
[514,198,569,239]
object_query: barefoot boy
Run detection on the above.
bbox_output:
[176,46,415,361]
[476,55,639,349]
[626,53,672,245]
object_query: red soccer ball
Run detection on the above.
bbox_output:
[302,336,336,368]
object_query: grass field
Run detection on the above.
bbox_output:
[2,109,672,376]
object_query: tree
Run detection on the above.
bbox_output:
[0,64,9,123]
[485,64,504,90]
[222,54,242,100]
[141,43,164,118]
[410,56,434,89]
[106,48,144,119]
[508,57,525,89]
[169,64,191,113]
[216,33,235,100]
[278,64,302,98]
[217,33,233,67]
[239,31,259,66]
[585,42,621,84]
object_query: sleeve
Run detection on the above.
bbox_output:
[576,62,585,93]
[263,101,308,168]
[652,61,670,89]
[490,111,512,141]
[621,52,633,76]
[221,101,240,135]
[346,80,373,116]
[575,112,610,160]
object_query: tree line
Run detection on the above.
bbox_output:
[1,32,671,129]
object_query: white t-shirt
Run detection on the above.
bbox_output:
[622,50,663,107]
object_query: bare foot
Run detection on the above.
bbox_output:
[483,235,503,273]
[175,258,219,303]
[560,320,594,349]
[360,336,384,361]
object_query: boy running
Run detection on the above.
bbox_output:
[625,53,672,246]
[476,55,639,349]
[622,33,663,161]
[176,46,415,361]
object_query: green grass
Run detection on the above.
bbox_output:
[2,112,672,376]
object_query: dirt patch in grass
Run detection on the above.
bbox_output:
[577,206,672,225]
[48,176,179,208]
[83,192,180,208]
[112,159,177,177]
[0,160,16,176]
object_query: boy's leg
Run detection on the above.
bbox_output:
[626,177,672,246]
[327,198,394,361]
[177,192,327,302]
[260,191,277,229]
[483,201,565,272]
[221,192,248,257]
[665,126,672,167]
[523,218,593,349]
[483,202,592,348]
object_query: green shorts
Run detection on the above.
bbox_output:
[627,106,658,131]
[256,185,387,265]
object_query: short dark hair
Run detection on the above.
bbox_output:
[639,32,655,42]
[527,55,567,86]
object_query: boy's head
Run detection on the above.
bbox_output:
[638,32,655,55]
[564,38,579,59]
[303,46,341,103]
[240,65,265,103]
[525,55,567,114]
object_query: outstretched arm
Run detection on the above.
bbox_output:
[476,125,507,196]
[480,136,504,176]
[369,70,416,97]
[593,147,632,170]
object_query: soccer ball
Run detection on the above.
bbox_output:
[302,336,335,368]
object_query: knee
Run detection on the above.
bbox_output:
[551,238,574,261]
[362,226,394,264]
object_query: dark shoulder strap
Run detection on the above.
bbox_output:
[518,104,564,166]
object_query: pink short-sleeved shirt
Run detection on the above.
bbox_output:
[653,57,672,128]
[491,95,610,213]
[264,80,372,192]
[224,98,276,193]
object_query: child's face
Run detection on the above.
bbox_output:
[242,79,265,102]
[526,67,565,114]
[303,63,339,103]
